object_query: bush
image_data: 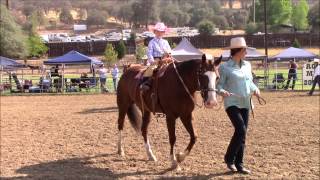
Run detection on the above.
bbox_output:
[292,38,301,48]
[104,44,118,67]
[245,22,257,35]
[27,35,48,57]
[135,44,146,63]
[197,20,215,36]
[115,40,126,59]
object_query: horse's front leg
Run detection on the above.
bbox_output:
[141,111,157,161]
[166,116,181,170]
[176,113,197,163]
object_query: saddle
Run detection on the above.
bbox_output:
[139,62,171,116]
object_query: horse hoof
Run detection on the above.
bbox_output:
[148,154,157,162]
[176,152,186,163]
[118,149,125,157]
[171,162,181,171]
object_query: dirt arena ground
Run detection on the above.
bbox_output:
[1,92,319,179]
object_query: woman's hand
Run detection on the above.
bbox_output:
[253,89,261,97]
[220,90,231,97]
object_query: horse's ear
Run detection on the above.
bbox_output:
[214,55,222,66]
[202,54,206,63]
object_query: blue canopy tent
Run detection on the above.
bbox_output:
[43,50,103,65]
[271,47,318,61]
[0,56,26,92]
[0,56,25,70]
[270,47,318,90]
[43,51,103,92]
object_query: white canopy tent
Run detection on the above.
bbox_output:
[171,38,203,61]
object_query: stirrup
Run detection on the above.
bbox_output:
[140,84,150,91]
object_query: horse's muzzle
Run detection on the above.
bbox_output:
[204,100,218,108]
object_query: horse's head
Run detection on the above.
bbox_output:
[197,54,222,108]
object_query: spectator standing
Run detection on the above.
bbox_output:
[97,64,108,93]
[284,59,298,90]
[111,64,119,92]
[308,58,320,95]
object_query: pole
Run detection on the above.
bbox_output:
[6,0,9,9]
[263,0,268,57]
[263,0,269,89]
[253,0,256,23]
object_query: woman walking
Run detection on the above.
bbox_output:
[217,37,261,174]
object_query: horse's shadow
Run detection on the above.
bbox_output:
[78,106,118,114]
[2,152,238,179]
[2,153,150,180]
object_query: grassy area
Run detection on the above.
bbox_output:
[254,68,314,90]
[0,72,120,94]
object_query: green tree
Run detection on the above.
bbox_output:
[212,15,229,29]
[22,4,36,17]
[160,3,183,27]
[292,0,309,30]
[117,3,134,26]
[59,7,73,24]
[189,7,214,26]
[308,2,319,32]
[87,10,108,27]
[28,11,40,35]
[197,20,214,36]
[255,0,292,26]
[115,40,126,59]
[104,44,118,67]
[131,0,159,28]
[27,35,48,58]
[0,4,28,58]
[292,38,301,48]
[245,22,258,35]
[135,44,146,63]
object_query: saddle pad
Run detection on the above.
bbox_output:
[135,67,148,79]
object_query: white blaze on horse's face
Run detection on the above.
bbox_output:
[204,71,218,108]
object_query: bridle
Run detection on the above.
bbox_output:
[196,62,219,102]
[172,59,220,108]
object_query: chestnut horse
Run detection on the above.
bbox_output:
[117,55,222,169]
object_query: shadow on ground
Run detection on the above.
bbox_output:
[78,106,118,114]
[1,153,236,180]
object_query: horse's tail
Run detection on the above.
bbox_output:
[127,104,142,133]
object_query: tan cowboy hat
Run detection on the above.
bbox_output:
[153,22,167,32]
[224,37,248,49]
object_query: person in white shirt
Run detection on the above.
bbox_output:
[97,64,108,93]
[308,58,320,95]
[111,64,119,92]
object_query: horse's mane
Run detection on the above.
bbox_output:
[175,59,201,74]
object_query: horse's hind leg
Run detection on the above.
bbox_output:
[141,111,157,161]
[176,113,197,163]
[117,105,127,157]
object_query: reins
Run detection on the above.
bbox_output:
[229,92,267,118]
[172,61,204,108]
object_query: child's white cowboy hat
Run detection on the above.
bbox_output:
[154,22,167,32]
[224,37,248,49]
[314,58,319,63]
